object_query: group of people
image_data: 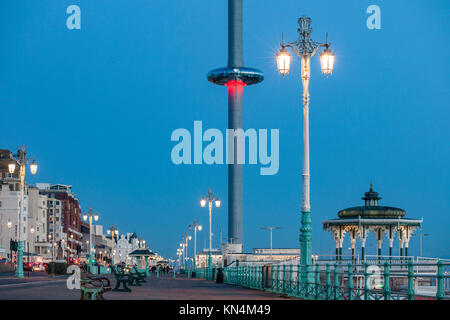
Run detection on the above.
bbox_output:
[150,265,170,274]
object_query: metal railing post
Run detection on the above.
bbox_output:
[282,264,287,294]
[364,263,370,300]
[305,264,311,298]
[326,263,331,299]
[347,263,354,300]
[297,263,301,297]
[289,264,294,295]
[315,263,320,299]
[437,261,444,300]
[407,260,415,300]
[383,262,390,300]
[334,263,339,300]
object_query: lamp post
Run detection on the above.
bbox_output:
[107,226,118,266]
[200,189,221,269]
[260,227,282,261]
[29,227,35,265]
[8,146,38,278]
[189,219,202,272]
[176,248,182,272]
[83,206,98,273]
[276,17,335,277]
[418,231,430,258]
[7,221,12,269]
[182,233,192,270]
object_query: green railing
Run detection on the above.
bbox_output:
[196,260,450,300]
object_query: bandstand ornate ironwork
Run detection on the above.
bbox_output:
[322,185,422,261]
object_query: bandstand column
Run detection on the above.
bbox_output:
[349,229,357,262]
[360,237,366,262]
[339,236,344,261]
[388,226,394,260]
[388,237,394,260]
[376,229,383,261]
[334,235,339,261]
[360,226,367,262]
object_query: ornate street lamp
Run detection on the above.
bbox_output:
[200,189,221,269]
[8,146,38,278]
[189,219,202,273]
[276,17,335,281]
[276,46,291,77]
[83,206,99,273]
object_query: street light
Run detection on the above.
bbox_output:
[276,17,335,278]
[276,46,291,76]
[189,219,202,272]
[83,206,99,273]
[8,146,38,278]
[181,233,192,271]
[200,188,221,269]
[260,227,282,261]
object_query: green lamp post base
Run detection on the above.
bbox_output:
[15,241,24,278]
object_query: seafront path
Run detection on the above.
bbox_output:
[0,272,297,300]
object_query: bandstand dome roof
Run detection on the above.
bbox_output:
[337,184,406,219]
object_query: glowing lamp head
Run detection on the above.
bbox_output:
[276,47,291,76]
[198,225,202,231]
[8,162,16,174]
[94,215,99,222]
[200,197,206,208]
[320,48,335,77]
[30,160,37,175]
[215,198,221,208]
[83,214,88,221]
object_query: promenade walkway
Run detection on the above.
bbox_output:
[0,272,296,300]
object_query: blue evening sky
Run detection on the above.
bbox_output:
[1,0,449,259]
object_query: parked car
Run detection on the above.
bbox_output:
[23,262,33,272]
[0,258,11,264]
[32,263,45,271]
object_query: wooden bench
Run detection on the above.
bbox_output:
[111,266,132,292]
[80,274,112,300]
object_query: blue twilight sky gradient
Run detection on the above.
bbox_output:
[0,1,449,259]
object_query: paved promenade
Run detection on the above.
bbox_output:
[0,272,296,300]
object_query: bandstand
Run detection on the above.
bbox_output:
[323,185,422,261]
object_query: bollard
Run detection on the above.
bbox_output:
[383,262,390,300]
[407,261,415,300]
[347,263,354,301]
[326,264,331,299]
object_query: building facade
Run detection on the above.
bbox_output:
[0,150,28,260]
[37,184,83,260]
[27,186,51,258]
